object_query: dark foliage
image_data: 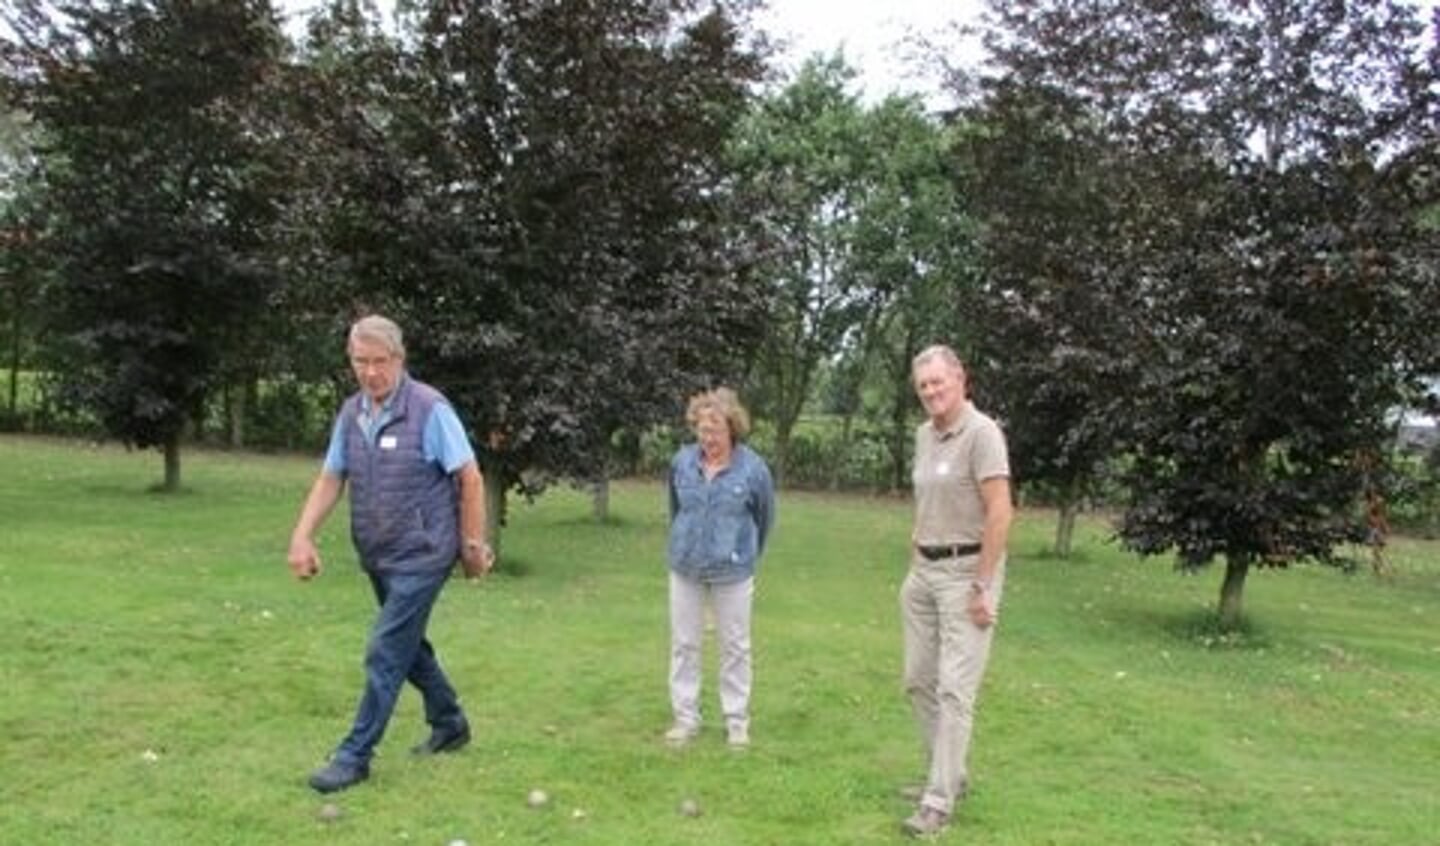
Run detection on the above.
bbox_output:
[3,0,291,487]
[288,0,771,509]
[961,0,1440,623]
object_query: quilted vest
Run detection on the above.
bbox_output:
[341,378,458,573]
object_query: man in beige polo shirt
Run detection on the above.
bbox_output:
[900,344,1013,838]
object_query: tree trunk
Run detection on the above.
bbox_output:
[5,350,17,420]
[1055,501,1078,559]
[830,412,854,491]
[6,279,19,419]
[6,323,18,420]
[162,437,181,492]
[888,332,919,495]
[228,380,247,449]
[889,383,909,494]
[483,464,506,562]
[1054,477,1084,558]
[592,475,610,523]
[1218,553,1250,630]
[773,420,792,488]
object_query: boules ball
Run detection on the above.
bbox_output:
[527,788,550,808]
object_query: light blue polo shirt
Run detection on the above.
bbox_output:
[322,375,475,476]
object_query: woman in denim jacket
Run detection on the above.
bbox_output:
[664,387,775,749]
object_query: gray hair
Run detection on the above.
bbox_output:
[911,344,964,377]
[348,315,406,359]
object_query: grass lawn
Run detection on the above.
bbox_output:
[1,434,1437,845]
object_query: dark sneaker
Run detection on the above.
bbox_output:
[411,719,471,756]
[308,759,370,793]
[902,807,950,837]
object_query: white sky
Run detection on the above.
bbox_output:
[276,0,980,103]
[280,0,1437,103]
[754,0,985,102]
[756,0,1438,101]
[276,0,1434,103]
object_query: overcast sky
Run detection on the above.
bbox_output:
[276,0,1436,104]
[276,0,980,102]
[754,0,983,101]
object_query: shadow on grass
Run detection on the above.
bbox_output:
[74,482,199,498]
[547,514,639,530]
[1112,603,1275,653]
[490,555,533,578]
[1023,545,1100,565]
[144,483,197,496]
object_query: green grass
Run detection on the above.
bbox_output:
[2,435,1438,845]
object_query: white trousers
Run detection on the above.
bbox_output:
[669,571,754,732]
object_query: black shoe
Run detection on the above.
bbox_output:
[308,759,370,793]
[411,719,471,756]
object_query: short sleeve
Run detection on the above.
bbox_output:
[971,419,1011,482]
[321,415,348,476]
[423,401,477,473]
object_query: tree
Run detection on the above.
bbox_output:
[729,54,872,485]
[848,95,974,494]
[288,0,770,545]
[0,107,45,425]
[976,0,1440,627]
[3,0,292,489]
[952,74,1144,557]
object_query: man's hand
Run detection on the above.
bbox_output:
[461,539,495,580]
[967,584,997,628]
[287,473,343,582]
[288,537,322,580]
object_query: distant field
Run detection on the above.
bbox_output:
[1,434,1437,844]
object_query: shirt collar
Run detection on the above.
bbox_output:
[360,373,408,417]
[932,402,974,442]
[689,442,743,474]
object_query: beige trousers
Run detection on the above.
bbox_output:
[901,555,1005,814]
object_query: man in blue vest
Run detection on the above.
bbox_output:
[287,314,494,793]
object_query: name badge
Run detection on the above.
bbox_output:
[379,435,398,450]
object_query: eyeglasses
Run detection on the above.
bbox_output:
[350,355,395,371]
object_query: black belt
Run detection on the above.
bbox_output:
[917,543,982,561]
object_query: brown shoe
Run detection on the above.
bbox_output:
[902,807,950,837]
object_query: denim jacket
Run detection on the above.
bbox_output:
[667,443,775,584]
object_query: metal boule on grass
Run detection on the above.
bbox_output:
[527,788,549,808]
[678,798,702,818]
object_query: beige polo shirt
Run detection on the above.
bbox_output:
[912,402,1010,547]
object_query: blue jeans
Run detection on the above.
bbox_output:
[333,567,464,765]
